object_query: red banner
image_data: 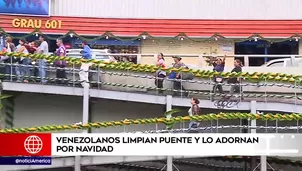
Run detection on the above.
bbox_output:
[0,134,51,156]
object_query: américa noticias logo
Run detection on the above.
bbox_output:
[24,135,43,154]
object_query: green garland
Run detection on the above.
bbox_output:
[0,113,301,133]
[0,73,299,99]
[1,52,301,84]
[4,96,15,128]
[0,93,14,129]
[0,28,301,43]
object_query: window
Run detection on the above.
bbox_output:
[267,61,284,67]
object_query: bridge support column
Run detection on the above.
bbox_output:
[166,95,173,171]
[75,85,90,171]
[250,101,267,171]
[250,100,258,171]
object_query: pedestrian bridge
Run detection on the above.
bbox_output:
[3,82,302,113]
[1,64,302,171]
[1,64,302,112]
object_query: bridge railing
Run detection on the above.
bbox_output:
[0,60,301,107]
[99,53,302,66]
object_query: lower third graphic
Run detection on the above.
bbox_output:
[0,157,52,165]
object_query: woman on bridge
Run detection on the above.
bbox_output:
[154,53,166,92]
[15,39,30,83]
[188,98,200,130]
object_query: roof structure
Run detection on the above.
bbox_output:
[1,15,302,38]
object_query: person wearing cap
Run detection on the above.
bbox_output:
[79,41,92,88]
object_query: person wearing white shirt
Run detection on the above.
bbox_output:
[37,35,48,84]
[15,39,30,83]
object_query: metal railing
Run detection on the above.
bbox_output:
[1,62,301,103]
[89,53,302,66]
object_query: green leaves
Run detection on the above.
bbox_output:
[164,109,183,117]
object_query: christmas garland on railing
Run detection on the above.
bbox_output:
[1,74,301,100]
[0,52,301,84]
[0,94,14,129]
[2,63,301,89]
[1,113,302,133]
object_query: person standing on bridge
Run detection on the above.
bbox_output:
[79,41,92,88]
[37,35,48,84]
[54,39,67,85]
[170,56,185,96]
[154,53,166,92]
[188,98,200,129]
[15,39,30,83]
[1,36,16,81]
[211,55,226,94]
[228,59,243,94]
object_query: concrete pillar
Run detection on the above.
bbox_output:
[166,95,173,171]
[166,95,172,113]
[82,85,90,126]
[261,156,267,171]
[75,85,90,171]
[167,156,173,171]
[250,101,257,134]
[250,101,257,171]
[250,101,267,171]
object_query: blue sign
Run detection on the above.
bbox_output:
[0,0,50,16]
